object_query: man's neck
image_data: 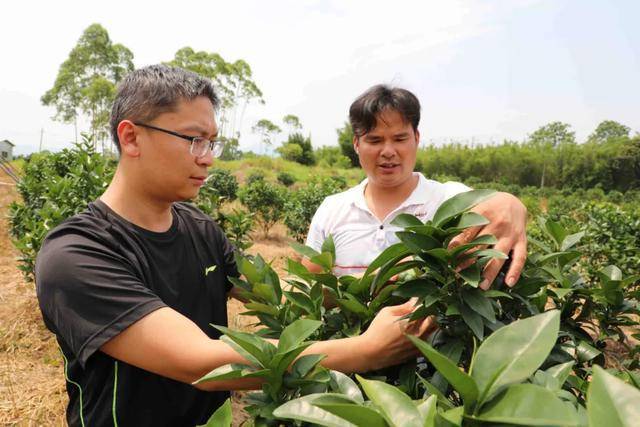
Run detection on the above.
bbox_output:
[364,174,419,221]
[100,167,174,232]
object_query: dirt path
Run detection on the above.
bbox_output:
[0,167,297,426]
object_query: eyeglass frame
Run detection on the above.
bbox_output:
[133,122,224,158]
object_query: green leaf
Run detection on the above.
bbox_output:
[482,290,513,299]
[277,319,322,353]
[470,310,560,405]
[459,263,481,288]
[462,288,496,322]
[432,189,496,228]
[314,403,387,427]
[273,394,358,427]
[291,242,321,260]
[284,291,315,315]
[194,363,256,383]
[408,336,478,409]
[473,384,579,426]
[393,279,439,298]
[549,287,573,299]
[364,243,411,277]
[357,375,423,427]
[322,234,336,258]
[576,340,602,363]
[588,366,640,427]
[213,325,276,368]
[199,398,232,427]
[450,234,498,258]
[311,252,334,271]
[391,213,424,227]
[560,231,585,251]
[416,395,437,427]
[253,282,279,305]
[238,257,261,283]
[292,354,327,378]
[243,302,278,316]
[539,217,567,248]
[329,370,364,403]
[449,211,490,232]
[287,258,313,281]
[459,248,507,262]
[460,303,484,340]
[396,232,440,254]
[545,361,574,387]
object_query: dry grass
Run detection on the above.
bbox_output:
[0,170,298,426]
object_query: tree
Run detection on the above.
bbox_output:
[277,133,315,165]
[41,23,134,151]
[336,122,358,167]
[282,114,302,134]
[528,122,575,188]
[167,47,264,139]
[219,136,242,160]
[252,119,281,154]
[588,120,631,143]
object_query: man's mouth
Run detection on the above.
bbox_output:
[378,163,399,169]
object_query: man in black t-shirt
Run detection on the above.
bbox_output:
[36,65,436,426]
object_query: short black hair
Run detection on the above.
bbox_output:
[110,64,219,153]
[349,84,420,138]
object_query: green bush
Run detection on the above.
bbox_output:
[246,168,266,185]
[205,190,640,425]
[277,133,316,166]
[238,180,288,238]
[204,168,238,201]
[9,136,115,281]
[277,171,296,187]
[284,176,347,242]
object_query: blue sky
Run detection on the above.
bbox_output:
[0,0,638,155]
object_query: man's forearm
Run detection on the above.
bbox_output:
[303,336,373,373]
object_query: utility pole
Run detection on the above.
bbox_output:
[39,128,44,152]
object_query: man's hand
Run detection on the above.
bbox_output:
[356,299,436,371]
[449,192,527,290]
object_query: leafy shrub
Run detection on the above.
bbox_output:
[238,180,288,238]
[277,171,296,187]
[277,133,315,165]
[284,176,347,242]
[246,169,266,185]
[204,168,238,201]
[223,190,639,424]
[9,136,115,280]
[315,146,351,169]
[216,208,254,253]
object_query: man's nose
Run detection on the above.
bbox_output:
[196,149,215,167]
[380,141,396,158]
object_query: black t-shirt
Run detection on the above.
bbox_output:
[35,200,239,426]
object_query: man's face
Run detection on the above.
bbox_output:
[136,96,217,202]
[354,109,419,189]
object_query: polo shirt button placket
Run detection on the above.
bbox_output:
[375,223,386,244]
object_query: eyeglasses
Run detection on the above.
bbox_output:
[133,122,224,158]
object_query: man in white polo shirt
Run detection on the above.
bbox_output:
[305,85,527,290]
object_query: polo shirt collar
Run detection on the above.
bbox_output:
[351,172,431,213]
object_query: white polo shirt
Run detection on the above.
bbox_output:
[306,173,470,276]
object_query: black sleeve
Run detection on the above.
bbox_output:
[35,230,166,368]
[214,223,239,292]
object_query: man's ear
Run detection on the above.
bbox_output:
[353,136,359,154]
[414,129,420,146]
[117,120,141,158]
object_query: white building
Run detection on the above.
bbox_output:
[0,139,14,161]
